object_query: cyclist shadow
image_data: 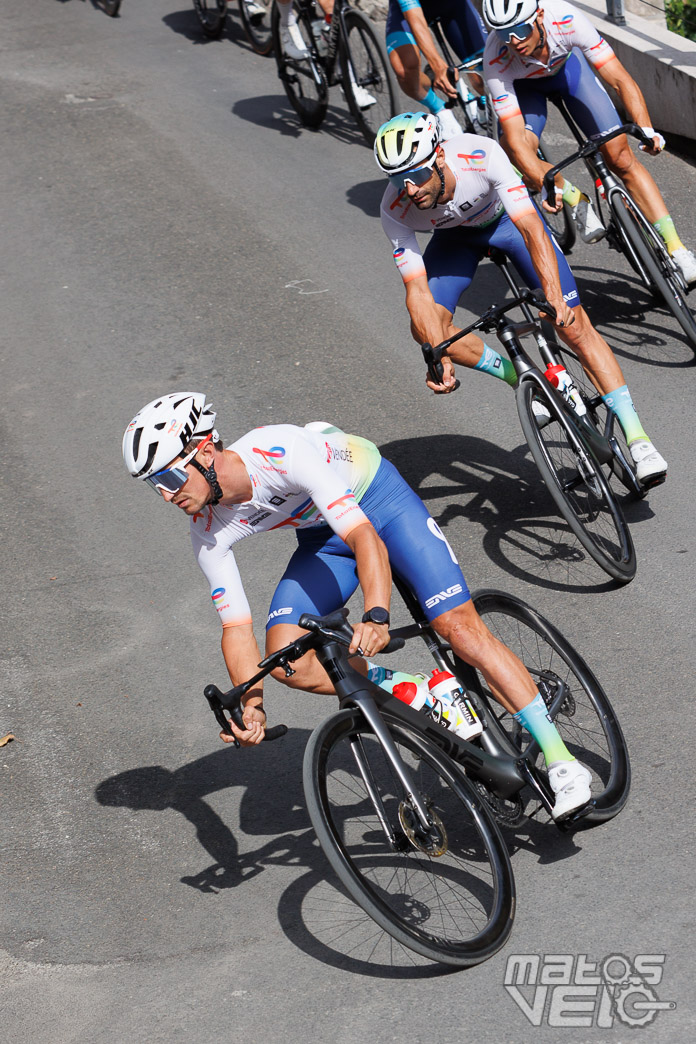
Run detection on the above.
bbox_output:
[95,729,317,892]
[572,264,696,368]
[379,432,654,594]
[231,97,369,146]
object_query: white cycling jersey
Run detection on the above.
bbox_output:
[190,423,381,628]
[483,0,616,125]
[380,133,536,283]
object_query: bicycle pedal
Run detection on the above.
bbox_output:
[639,472,667,492]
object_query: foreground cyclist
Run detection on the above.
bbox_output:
[374,110,667,486]
[481,0,696,278]
[123,393,592,819]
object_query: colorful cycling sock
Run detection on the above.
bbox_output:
[602,385,648,444]
[513,693,574,766]
[421,87,445,115]
[561,179,583,208]
[653,214,685,254]
[474,344,517,385]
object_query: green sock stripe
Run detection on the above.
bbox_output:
[474,343,517,386]
[602,385,648,444]
[653,214,683,253]
[513,693,573,766]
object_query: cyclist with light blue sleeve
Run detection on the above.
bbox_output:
[386,0,488,138]
[123,394,594,819]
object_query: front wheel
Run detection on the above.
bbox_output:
[517,379,636,583]
[272,3,329,129]
[611,190,696,352]
[303,709,515,966]
[339,11,398,147]
[470,590,631,825]
[193,0,228,39]
[237,0,273,55]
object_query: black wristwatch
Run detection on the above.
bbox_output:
[362,607,390,626]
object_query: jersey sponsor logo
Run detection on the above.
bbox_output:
[325,442,354,464]
[211,587,230,613]
[253,445,286,464]
[424,584,463,610]
[552,15,574,31]
[457,149,486,167]
[563,289,579,303]
[327,490,356,511]
[493,93,509,104]
[269,495,286,506]
[241,510,272,527]
[393,247,405,258]
[507,183,529,201]
[267,606,293,623]
[489,44,511,68]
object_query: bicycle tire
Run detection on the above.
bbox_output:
[237,0,273,56]
[611,191,696,351]
[468,590,631,825]
[102,0,122,15]
[517,380,636,582]
[340,11,398,147]
[193,0,228,39]
[303,708,515,966]
[271,3,329,129]
[547,342,641,497]
[536,144,576,255]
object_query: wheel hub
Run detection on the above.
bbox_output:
[398,801,448,857]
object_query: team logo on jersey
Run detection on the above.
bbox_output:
[493,93,509,104]
[507,183,529,201]
[457,148,486,168]
[327,490,357,512]
[489,44,510,67]
[211,588,228,612]
[393,247,405,258]
[552,14,574,32]
[252,445,286,464]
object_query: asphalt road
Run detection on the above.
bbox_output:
[2,2,694,1042]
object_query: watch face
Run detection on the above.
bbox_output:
[364,607,389,625]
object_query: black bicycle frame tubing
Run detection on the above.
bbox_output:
[349,733,403,844]
[314,637,527,799]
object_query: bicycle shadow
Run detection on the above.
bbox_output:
[161,8,248,48]
[231,94,369,146]
[379,432,654,594]
[571,264,696,368]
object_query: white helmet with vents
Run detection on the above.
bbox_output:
[122,392,218,479]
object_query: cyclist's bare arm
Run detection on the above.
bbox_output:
[596,57,661,154]
[345,522,393,657]
[220,622,266,746]
[405,273,486,391]
[403,8,457,97]
[514,211,575,327]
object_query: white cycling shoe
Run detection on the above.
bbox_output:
[280,23,309,61]
[532,399,552,428]
[670,246,696,286]
[571,197,606,244]
[629,438,668,487]
[351,83,377,110]
[549,760,592,821]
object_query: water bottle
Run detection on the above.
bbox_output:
[427,669,483,740]
[544,363,587,416]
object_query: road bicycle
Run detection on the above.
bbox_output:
[238,0,274,55]
[542,114,696,352]
[204,589,629,966]
[422,260,641,583]
[272,0,398,146]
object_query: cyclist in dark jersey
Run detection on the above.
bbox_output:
[386,0,488,138]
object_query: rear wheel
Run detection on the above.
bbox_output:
[303,709,515,966]
[469,590,631,825]
[193,0,228,39]
[517,379,636,583]
[611,189,696,351]
[340,11,398,147]
[237,0,273,55]
[272,3,329,129]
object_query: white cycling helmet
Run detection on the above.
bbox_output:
[482,0,539,31]
[374,111,442,176]
[123,392,218,480]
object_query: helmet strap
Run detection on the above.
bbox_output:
[430,158,446,209]
[190,457,223,506]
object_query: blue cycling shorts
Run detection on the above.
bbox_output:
[513,50,621,141]
[267,458,471,629]
[386,0,486,58]
[423,207,580,316]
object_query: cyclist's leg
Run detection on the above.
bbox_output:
[385,5,442,113]
[374,462,590,805]
[436,0,487,95]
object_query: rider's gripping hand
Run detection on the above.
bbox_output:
[221,704,266,747]
[549,300,576,330]
[426,354,458,394]
[639,127,666,155]
[349,621,390,658]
